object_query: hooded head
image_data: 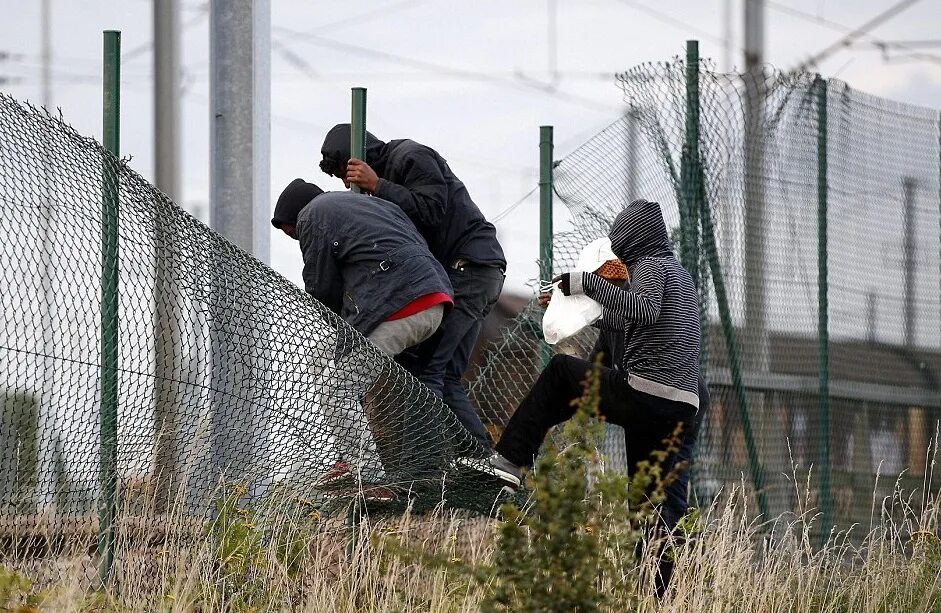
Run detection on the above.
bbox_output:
[272,179,324,235]
[319,124,386,177]
[608,199,673,265]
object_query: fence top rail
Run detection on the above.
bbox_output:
[710,367,940,409]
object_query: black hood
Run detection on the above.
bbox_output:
[272,178,324,229]
[320,124,386,170]
[608,199,673,265]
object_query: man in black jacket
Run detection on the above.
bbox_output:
[272,179,453,352]
[319,125,505,453]
[272,179,455,489]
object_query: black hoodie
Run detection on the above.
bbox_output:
[569,199,701,409]
[320,124,505,268]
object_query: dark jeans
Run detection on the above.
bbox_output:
[651,378,709,598]
[418,262,505,451]
[494,353,704,599]
[495,354,696,468]
[656,377,708,530]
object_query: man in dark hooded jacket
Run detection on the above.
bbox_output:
[319,125,505,453]
[272,179,456,491]
[272,178,453,352]
[473,199,702,496]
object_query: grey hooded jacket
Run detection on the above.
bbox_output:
[296,191,453,337]
[570,199,701,409]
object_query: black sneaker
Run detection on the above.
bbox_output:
[454,453,523,489]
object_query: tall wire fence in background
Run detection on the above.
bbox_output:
[473,51,941,531]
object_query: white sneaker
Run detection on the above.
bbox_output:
[454,453,523,489]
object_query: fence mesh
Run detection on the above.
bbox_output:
[474,57,941,529]
[3,52,941,575]
[0,95,501,567]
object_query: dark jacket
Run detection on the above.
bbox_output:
[295,191,453,337]
[571,199,701,408]
[320,124,506,268]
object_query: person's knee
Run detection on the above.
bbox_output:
[547,353,569,372]
[546,353,589,388]
[442,373,463,391]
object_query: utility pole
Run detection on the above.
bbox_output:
[743,0,781,519]
[41,0,51,108]
[209,0,270,262]
[37,0,56,514]
[903,177,916,347]
[624,109,638,202]
[723,0,734,72]
[154,0,181,203]
[152,0,183,513]
[743,0,769,371]
[207,0,271,500]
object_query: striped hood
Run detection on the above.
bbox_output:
[608,199,673,265]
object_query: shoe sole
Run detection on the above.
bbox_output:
[490,467,522,488]
[453,458,521,488]
[315,473,354,488]
[321,491,398,502]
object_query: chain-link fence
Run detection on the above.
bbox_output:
[3,49,941,576]
[0,95,500,574]
[475,53,941,531]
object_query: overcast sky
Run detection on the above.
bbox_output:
[2,0,941,295]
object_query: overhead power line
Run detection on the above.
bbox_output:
[769,0,941,66]
[492,186,538,223]
[790,0,927,73]
[271,28,620,113]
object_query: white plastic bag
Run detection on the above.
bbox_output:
[542,281,602,345]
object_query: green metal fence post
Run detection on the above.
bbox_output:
[539,126,554,367]
[687,39,768,519]
[683,41,701,286]
[700,194,769,520]
[98,29,121,587]
[816,76,832,539]
[350,87,367,194]
[684,40,710,384]
[539,126,554,282]
[346,87,367,560]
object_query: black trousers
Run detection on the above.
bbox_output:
[495,354,696,468]
[418,263,505,449]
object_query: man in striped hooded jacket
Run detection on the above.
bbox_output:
[478,199,702,490]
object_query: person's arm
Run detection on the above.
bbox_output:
[372,149,448,231]
[593,309,627,333]
[298,218,344,314]
[571,259,665,325]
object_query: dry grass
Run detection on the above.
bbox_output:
[1,474,939,612]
